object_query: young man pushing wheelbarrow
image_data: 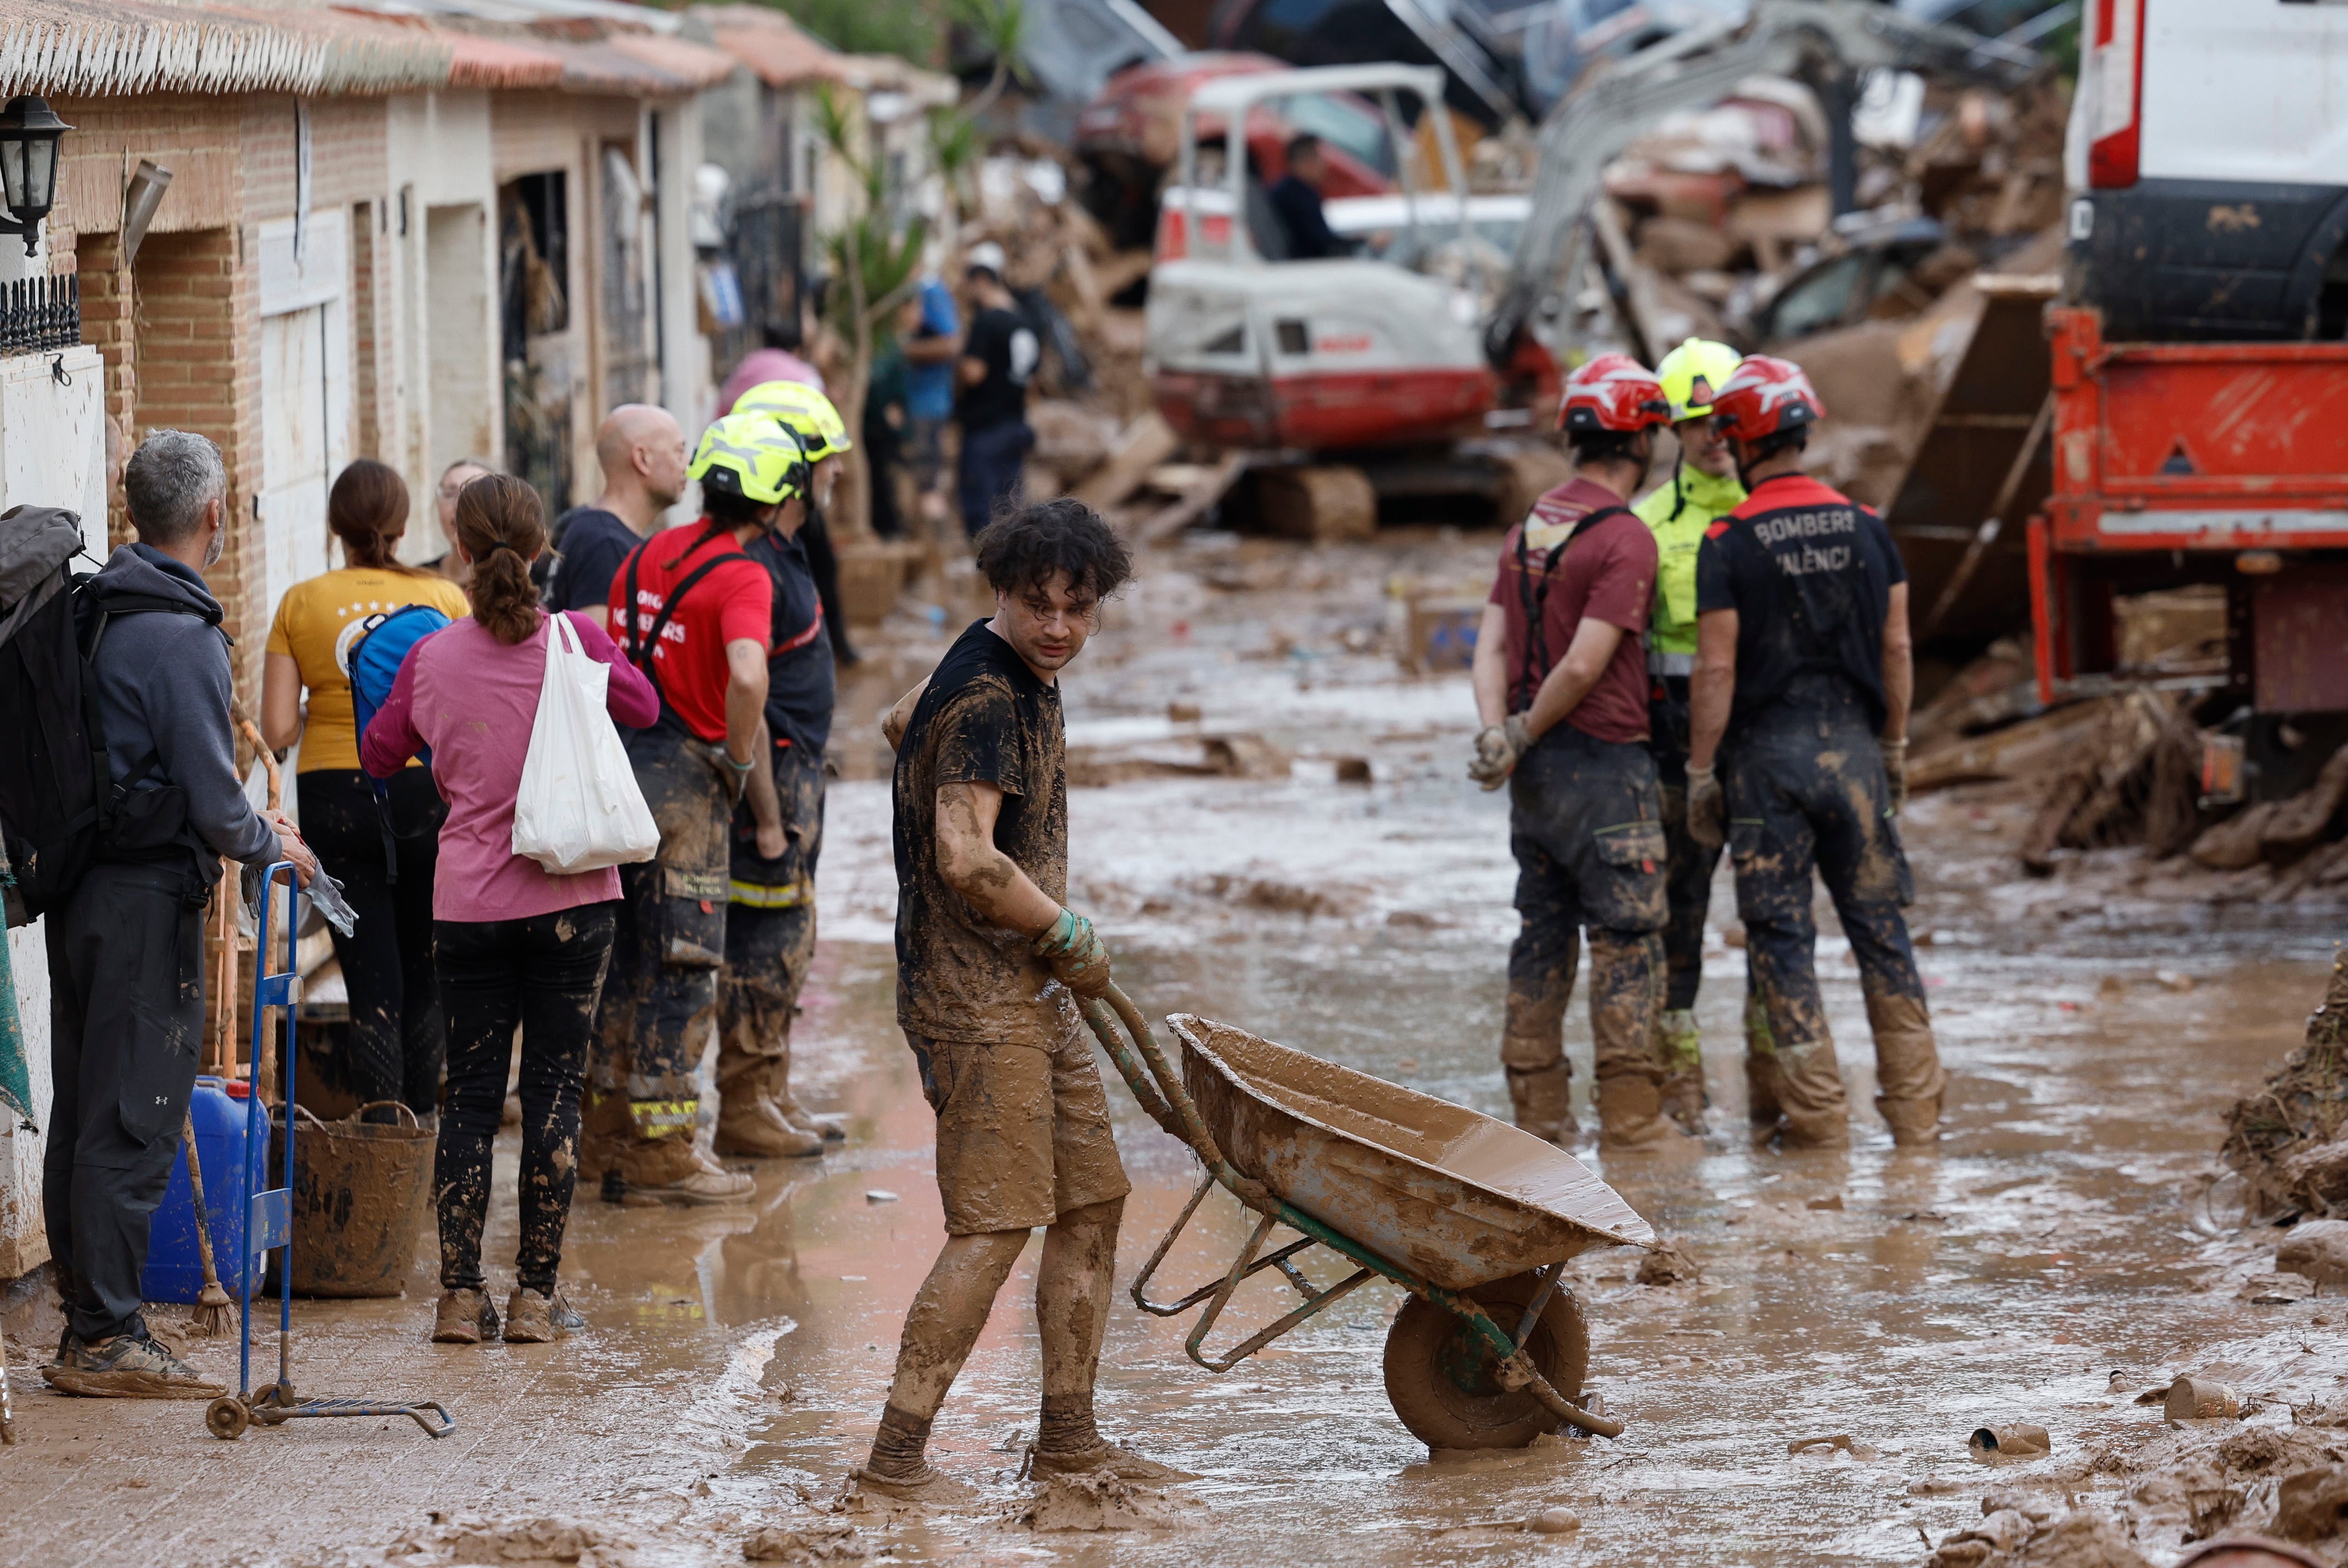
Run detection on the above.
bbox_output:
[856,498,1188,1501]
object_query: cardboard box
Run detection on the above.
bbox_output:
[1405,595,1485,674]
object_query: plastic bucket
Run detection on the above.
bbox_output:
[270,1101,435,1298]
[141,1077,255,1305]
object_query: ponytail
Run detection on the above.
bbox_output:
[328,459,418,574]
[452,474,547,645]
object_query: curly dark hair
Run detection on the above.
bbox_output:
[973,497,1134,603]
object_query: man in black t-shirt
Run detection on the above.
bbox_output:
[714,498,839,1162]
[1266,133,1350,261]
[1684,355,1944,1151]
[953,242,1039,538]
[544,404,688,626]
[852,501,1185,1503]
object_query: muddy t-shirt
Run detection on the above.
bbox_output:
[1696,472,1906,737]
[893,619,1073,1048]
[1485,477,1655,744]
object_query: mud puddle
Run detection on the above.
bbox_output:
[4,530,2343,1567]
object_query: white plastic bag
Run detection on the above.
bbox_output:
[511,612,659,874]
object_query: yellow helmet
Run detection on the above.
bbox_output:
[688,412,809,506]
[734,379,854,460]
[1653,338,1744,425]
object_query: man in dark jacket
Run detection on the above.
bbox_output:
[1266,134,1350,261]
[44,429,315,1398]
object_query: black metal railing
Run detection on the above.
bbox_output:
[0,274,79,356]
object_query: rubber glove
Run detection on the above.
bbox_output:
[1035,907,1113,998]
[1882,737,1909,814]
[1686,764,1725,851]
[1467,715,1532,791]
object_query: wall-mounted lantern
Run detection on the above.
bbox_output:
[0,96,72,258]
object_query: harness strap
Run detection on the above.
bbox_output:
[1512,504,1631,714]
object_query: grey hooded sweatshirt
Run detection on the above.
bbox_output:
[83,542,276,869]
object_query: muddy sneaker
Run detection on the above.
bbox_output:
[1025,1441,1198,1483]
[502,1288,586,1344]
[45,1332,224,1399]
[433,1288,500,1345]
[713,1095,824,1160]
[610,1136,756,1206]
[848,1464,976,1505]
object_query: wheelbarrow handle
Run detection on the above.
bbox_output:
[1081,986,1273,1213]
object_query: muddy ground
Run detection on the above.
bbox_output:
[3,528,2344,1568]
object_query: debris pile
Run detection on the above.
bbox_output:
[2223,951,2348,1218]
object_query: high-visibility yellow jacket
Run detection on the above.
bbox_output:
[1633,462,1746,672]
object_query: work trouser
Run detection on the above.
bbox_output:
[298,767,447,1116]
[717,742,825,1108]
[1722,688,1945,1144]
[1650,678,1769,1078]
[42,862,209,1342]
[957,419,1034,537]
[1502,726,1668,1135]
[592,725,735,1138]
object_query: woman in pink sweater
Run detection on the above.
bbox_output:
[363,474,659,1347]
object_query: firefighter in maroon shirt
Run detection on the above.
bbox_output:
[1684,355,1945,1149]
[1468,356,1692,1152]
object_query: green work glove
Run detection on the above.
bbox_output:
[1686,764,1725,852]
[1035,907,1113,999]
[1467,715,1531,792]
[1882,737,1909,814]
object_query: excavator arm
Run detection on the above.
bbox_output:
[1485,0,2041,369]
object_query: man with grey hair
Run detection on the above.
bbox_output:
[42,428,316,1399]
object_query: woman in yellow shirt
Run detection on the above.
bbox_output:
[263,459,470,1124]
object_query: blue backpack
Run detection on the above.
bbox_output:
[346,602,450,881]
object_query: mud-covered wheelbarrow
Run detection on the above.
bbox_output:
[1079,988,1653,1450]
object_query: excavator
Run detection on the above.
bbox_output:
[1143,0,2039,540]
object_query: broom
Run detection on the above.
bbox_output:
[181,1110,235,1338]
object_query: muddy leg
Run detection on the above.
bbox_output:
[1034,1196,1123,1461]
[1743,960,1783,1127]
[1726,755,1846,1150]
[866,1229,1030,1480]
[714,904,820,1159]
[1502,832,1580,1143]
[513,906,614,1294]
[1591,931,1693,1151]
[432,920,521,1295]
[1655,781,1718,1129]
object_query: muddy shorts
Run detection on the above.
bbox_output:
[907,1028,1131,1236]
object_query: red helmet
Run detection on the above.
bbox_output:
[1556,354,1670,435]
[1708,355,1824,444]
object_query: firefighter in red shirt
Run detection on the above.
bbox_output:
[1468,356,1692,1152]
[586,415,801,1203]
[1685,356,1945,1148]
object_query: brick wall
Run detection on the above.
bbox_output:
[72,232,135,543]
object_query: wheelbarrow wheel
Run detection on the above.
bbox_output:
[1383,1270,1589,1450]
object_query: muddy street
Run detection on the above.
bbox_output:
[5,531,2343,1568]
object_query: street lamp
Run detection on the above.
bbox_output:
[0,96,71,258]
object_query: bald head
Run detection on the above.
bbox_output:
[593,403,687,524]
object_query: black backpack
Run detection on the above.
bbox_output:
[0,510,206,922]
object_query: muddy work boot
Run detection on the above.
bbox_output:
[502,1288,586,1344]
[849,1465,975,1505]
[1505,1062,1576,1145]
[1595,1074,1699,1153]
[1654,1007,1708,1133]
[1026,1440,1199,1483]
[854,1403,975,1505]
[1866,990,1947,1149]
[45,1329,224,1399]
[609,1133,755,1206]
[714,1090,824,1160]
[433,1288,501,1345]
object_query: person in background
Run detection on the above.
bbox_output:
[954,243,1039,539]
[903,275,962,524]
[45,430,316,1398]
[865,326,910,542]
[363,474,659,1345]
[586,413,796,1206]
[1630,338,1754,1134]
[718,321,825,417]
[421,456,498,585]
[263,459,470,1124]
[1467,356,1689,1153]
[1267,133,1349,261]
[712,416,839,1160]
[544,405,690,628]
